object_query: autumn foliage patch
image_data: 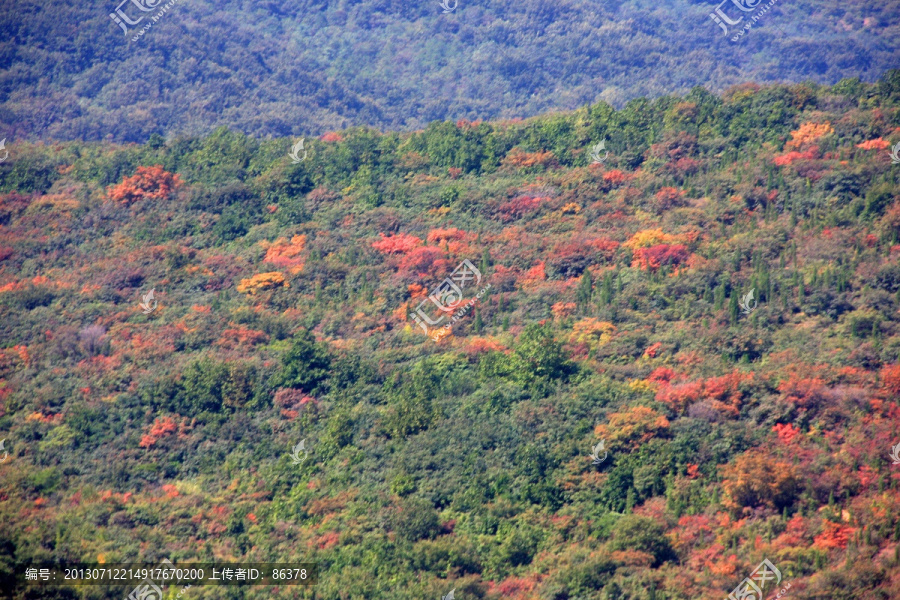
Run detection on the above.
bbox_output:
[107,166,182,204]
[236,272,288,294]
[632,244,690,272]
[372,233,422,254]
[497,195,545,222]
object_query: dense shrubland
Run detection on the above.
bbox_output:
[1,73,900,599]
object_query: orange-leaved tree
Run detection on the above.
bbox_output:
[107,166,182,204]
[262,235,306,274]
[236,272,288,294]
[720,447,801,513]
[785,121,834,151]
[594,406,670,450]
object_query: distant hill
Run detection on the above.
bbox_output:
[1,0,898,142]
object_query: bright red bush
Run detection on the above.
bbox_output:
[656,380,703,413]
[372,233,422,254]
[633,244,690,272]
[773,423,801,444]
[648,367,676,384]
[814,521,855,550]
[773,146,819,167]
[397,246,445,273]
[881,364,900,395]
[139,416,178,448]
[602,169,630,187]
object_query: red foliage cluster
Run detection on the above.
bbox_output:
[497,196,544,222]
[426,228,466,245]
[371,233,422,254]
[773,422,801,444]
[315,531,340,549]
[664,157,702,178]
[464,337,507,355]
[857,138,890,150]
[774,514,810,547]
[397,246,446,274]
[139,416,179,448]
[778,375,828,407]
[654,187,687,212]
[521,261,547,284]
[107,166,182,204]
[644,342,662,358]
[602,169,630,187]
[632,244,690,272]
[648,367,676,384]
[551,302,577,318]
[773,146,819,167]
[814,521,856,550]
[320,132,343,142]
[495,576,537,599]
[656,371,751,416]
[456,119,482,129]
[881,364,900,395]
[656,380,704,413]
[588,238,620,258]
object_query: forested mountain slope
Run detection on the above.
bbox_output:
[1,74,900,599]
[1,0,898,142]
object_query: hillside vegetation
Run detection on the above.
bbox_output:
[2,73,900,599]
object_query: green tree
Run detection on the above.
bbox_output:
[729,291,740,323]
[391,498,440,542]
[510,324,575,392]
[178,357,229,414]
[608,514,676,567]
[576,270,593,309]
[274,329,332,394]
[381,361,442,437]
